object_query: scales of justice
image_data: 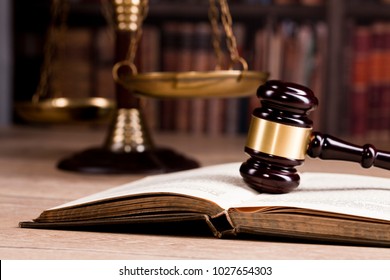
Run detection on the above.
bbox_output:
[16,0,268,174]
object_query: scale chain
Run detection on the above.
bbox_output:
[208,0,248,71]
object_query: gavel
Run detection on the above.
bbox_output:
[240,80,390,194]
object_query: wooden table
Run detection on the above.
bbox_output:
[1,125,390,259]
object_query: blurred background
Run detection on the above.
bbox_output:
[1,0,390,141]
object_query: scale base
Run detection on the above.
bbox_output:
[57,147,200,174]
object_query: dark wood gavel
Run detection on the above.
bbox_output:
[240,80,390,194]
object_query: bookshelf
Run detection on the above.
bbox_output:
[325,0,390,138]
[12,0,390,139]
[0,0,12,125]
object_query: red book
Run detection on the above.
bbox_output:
[349,25,371,138]
[380,23,390,140]
[367,22,386,139]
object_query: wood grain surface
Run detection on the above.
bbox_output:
[1,126,389,259]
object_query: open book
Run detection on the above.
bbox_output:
[20,162,390,246]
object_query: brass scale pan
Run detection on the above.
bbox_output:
[113,62,268,99]
[15,97,115,124]
[14,0,114,124]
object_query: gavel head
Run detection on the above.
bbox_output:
[240,80,318,194]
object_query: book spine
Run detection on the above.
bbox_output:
[367,22,386,140]
[267,23,283,81]
[175,22,196,133]
[346,21,390,140]
[139,25,161,131]
[159,22,179,132]
[55,28,92,99]
[95,27,115,100]
[348,24,370,138]
[204,22,226,136]
[209,211,237,239]
[280,21,298,84]
[310,22,327,131]
[378,23,390,141]
[382,23,390,140]
[174,23,195,133]
[190,22,212,135]
[205,98,226,136]
[246,24,271,132]
[225,23,247,136]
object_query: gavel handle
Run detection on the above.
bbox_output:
[307,132,390,170]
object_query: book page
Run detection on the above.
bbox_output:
[51,163,259,210]
[51,162,390,221]
[234,172,390,221]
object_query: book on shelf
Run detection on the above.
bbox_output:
[95,26,116,100]
[138,25,161,131]
[383,23,390,139]
[190,22,212,135]
[348,23,371,138]
[55,28,92,99]
[20,162,390,247]
[174,22,194,133]
[248,20,327,132]
[368,22,386,140]
[347,21,390,140]
[224,23,247,136]
[310,22,327,131]
[158,21,179,132]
